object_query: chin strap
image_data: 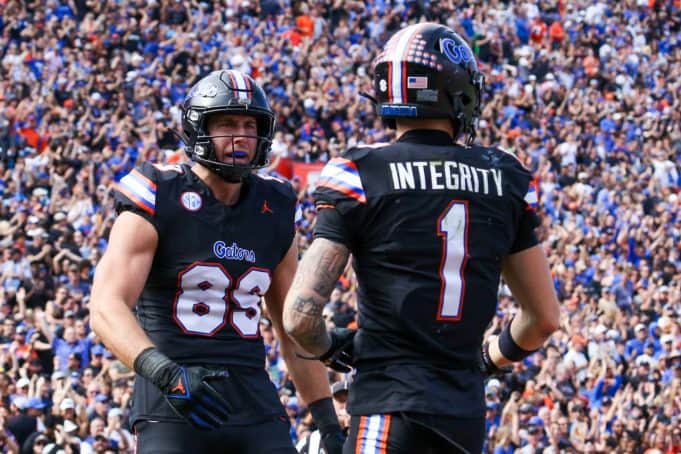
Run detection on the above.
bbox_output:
[359,91,378,104]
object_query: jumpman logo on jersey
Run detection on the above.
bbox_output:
[261,200,273,214]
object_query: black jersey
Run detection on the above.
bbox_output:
[313,130,540,418]
[113,162,297,423]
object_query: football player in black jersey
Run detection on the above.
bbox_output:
[90,70,343,453]
[283,24,560,453]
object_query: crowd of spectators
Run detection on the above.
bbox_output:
[1,0,680,452]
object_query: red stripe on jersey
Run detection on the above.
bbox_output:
[113,183,155,215]
[131,168,157,191]
[316,180,367,204]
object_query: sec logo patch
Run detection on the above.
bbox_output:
[180,191,203,211]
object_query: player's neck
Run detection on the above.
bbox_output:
[191,164,242,206]
[395,119,455,139]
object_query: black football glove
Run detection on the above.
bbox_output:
[134,347,232,430]
[479,341,512,378]
[321,428,346,454]
[318,328,356,373]
[309,397,345,454]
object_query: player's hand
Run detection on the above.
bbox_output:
[318,328,356,373]
[479,340,511,378]
[134,347,232,430]
[321,428,346,454]
[160,365,232,430]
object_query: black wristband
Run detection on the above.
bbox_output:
[308,397,341,435]
[498,324,538,362]
[481,341,507,375]
[133,347,177,389]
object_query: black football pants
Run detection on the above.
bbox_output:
[134,417,297,454]
[344,412,485,454]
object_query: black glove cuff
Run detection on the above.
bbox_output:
[308,397,341,435]
[133,347,178,389]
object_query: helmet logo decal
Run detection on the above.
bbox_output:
[441,38,473,64]
[379,79,388,92]
[180,191,203,212]
[194,83,218,98]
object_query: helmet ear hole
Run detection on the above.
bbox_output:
[461,94,472,105]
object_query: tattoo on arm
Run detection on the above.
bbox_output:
[292,296,322,317]
[287,293,331,355]
[299,239,349,298]
[284,239,350,355]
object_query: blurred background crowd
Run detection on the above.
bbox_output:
[1,0,680,453]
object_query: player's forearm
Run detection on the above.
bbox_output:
[493,246,560,366]
[283,239,349,356]
[90,298,153,369]
[510,310,556,350]
[283,291,332,356]
[279,339,333,405]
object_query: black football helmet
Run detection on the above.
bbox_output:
[372,22,484,144]
[182,70,275,182]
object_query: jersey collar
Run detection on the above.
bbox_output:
[396,129,455,146]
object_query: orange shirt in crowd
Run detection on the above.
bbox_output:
[549,21,565,43]
[530,19,547,45]
[583,54,599,77]
[295,15,314,37]
[18,127,48,152]
[282,28,303,47]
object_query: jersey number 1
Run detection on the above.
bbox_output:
[436,200,469,321]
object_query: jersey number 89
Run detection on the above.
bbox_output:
[173,263,271,338]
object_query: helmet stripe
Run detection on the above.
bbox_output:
[226,70,239,100]
[389,23,428,104]
[242,73,252,101]
[387,62,393,103]
[228,70,250,103]
[401,61,408,103]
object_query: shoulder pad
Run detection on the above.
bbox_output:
[114,162,160,216]
[494,146,531,171]
[354,141,391,149]
[148,162,187,182]
[252,174,296,200]
[343,142,391,160]
[314,157,366,204]
[151,162,186,174]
